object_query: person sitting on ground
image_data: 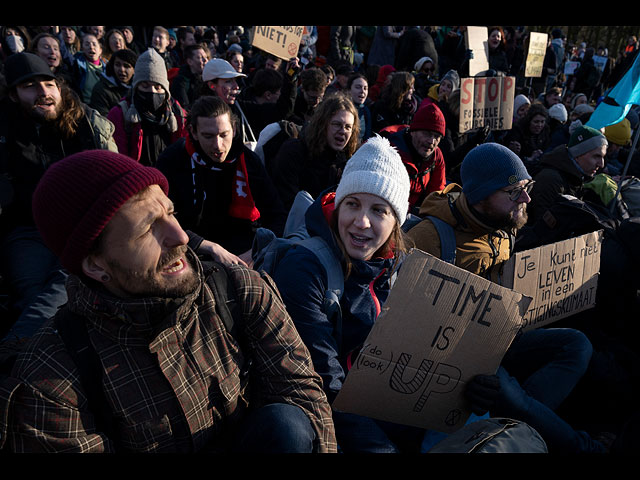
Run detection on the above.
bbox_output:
[89,48,138,116]
[407,143,606,453]
[156,95,287,265]
[107,48,187,166]
[271,92,360,211]
[528,125,608,225]
[0,149,336,453]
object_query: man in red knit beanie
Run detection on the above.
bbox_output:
[0,149,336,453]
[385,102,447,212]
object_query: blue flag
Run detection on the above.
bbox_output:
[587,53,640,130]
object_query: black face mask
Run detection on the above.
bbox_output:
[134,90,166,114]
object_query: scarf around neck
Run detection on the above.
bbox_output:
[185,135,260,223]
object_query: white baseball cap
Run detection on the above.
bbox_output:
[202,58,247,82]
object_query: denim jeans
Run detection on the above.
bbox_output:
[1,226,68,340]
[495,328,604,453]
[231,403,317,453]
[502,328,593,410]
[333,411,426,453]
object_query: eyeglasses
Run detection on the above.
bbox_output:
[502,180,535,202]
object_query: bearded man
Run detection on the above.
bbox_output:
[0,149,336,453]
[407,142,532,284]
[0,52,117,340]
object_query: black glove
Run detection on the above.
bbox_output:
[465,374,502,415]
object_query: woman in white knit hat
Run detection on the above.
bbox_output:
[271,135,427,452]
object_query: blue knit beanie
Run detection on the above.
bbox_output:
[461,143,531,205]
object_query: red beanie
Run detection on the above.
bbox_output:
[32,150,169,276]
[409,103,446,137]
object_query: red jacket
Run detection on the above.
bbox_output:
[386,127,446,209]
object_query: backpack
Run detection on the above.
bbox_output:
[619,176,640,217]
[251,190,345,328]
[403,214,458,265]
[0,260,241,452]
[515,195,620,252]
[427,417,548,453]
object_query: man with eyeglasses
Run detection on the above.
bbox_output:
[406,142,606,453]
[407,142,532,284]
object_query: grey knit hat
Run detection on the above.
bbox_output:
[132,48,171,94]
[440,69,460,92]
[568,125,608,158]
[335,135,410,225]
[461,142,531,205]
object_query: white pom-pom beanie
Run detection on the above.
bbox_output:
[335,134,410,225]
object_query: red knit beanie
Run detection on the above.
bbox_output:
[409,103,446,137]
[32,150,169,276]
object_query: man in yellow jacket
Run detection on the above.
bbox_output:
[407,142,533,284]
[406,142,607,453]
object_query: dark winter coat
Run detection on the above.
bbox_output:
[156,136,286,255]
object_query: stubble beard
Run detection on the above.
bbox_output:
[106,246,200,299]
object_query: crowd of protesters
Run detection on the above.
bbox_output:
[1,25,640,454]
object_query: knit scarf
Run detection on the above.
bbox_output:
[185,135,260,222]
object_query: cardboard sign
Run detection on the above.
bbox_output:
[332,249,530,434]
[459,76,515,133]
[501,231,602,331]
[465,26,489,76]
[251,26,304,61]
[525,32,548,78]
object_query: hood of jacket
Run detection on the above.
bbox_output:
[539,144,585,181]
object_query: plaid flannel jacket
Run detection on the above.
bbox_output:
[0,256,336,453]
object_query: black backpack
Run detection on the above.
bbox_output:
[515,195,620,252]
[0,261,242,452]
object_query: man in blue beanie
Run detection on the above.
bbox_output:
[408,142,532,282]
[407,142,606,454]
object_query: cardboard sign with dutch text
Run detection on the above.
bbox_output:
[332,249,530,434]
[459,76,515,133]
[525,32,548,78]
[251,26,304,61]
[501,231,602,331]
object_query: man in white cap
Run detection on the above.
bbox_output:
[202,57,300,145]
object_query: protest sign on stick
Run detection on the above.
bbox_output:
[459,76,515,133]
[525,32,548,78]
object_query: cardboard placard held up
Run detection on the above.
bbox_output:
[501,231,602,331]
[465,26,489,77]
[459,76,515,133]
[525,32,548,78]
[251,26,304,61]
[332,249,530,434]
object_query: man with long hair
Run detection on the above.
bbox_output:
[0,52,117,341]
[271,92,361,210]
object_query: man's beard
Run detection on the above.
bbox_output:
[105,246,200,299]
[28,95,62,122]
[482,202,529,231]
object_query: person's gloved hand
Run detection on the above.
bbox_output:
[465,374,501,415]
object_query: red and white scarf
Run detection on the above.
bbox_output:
[186,136,260,222]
